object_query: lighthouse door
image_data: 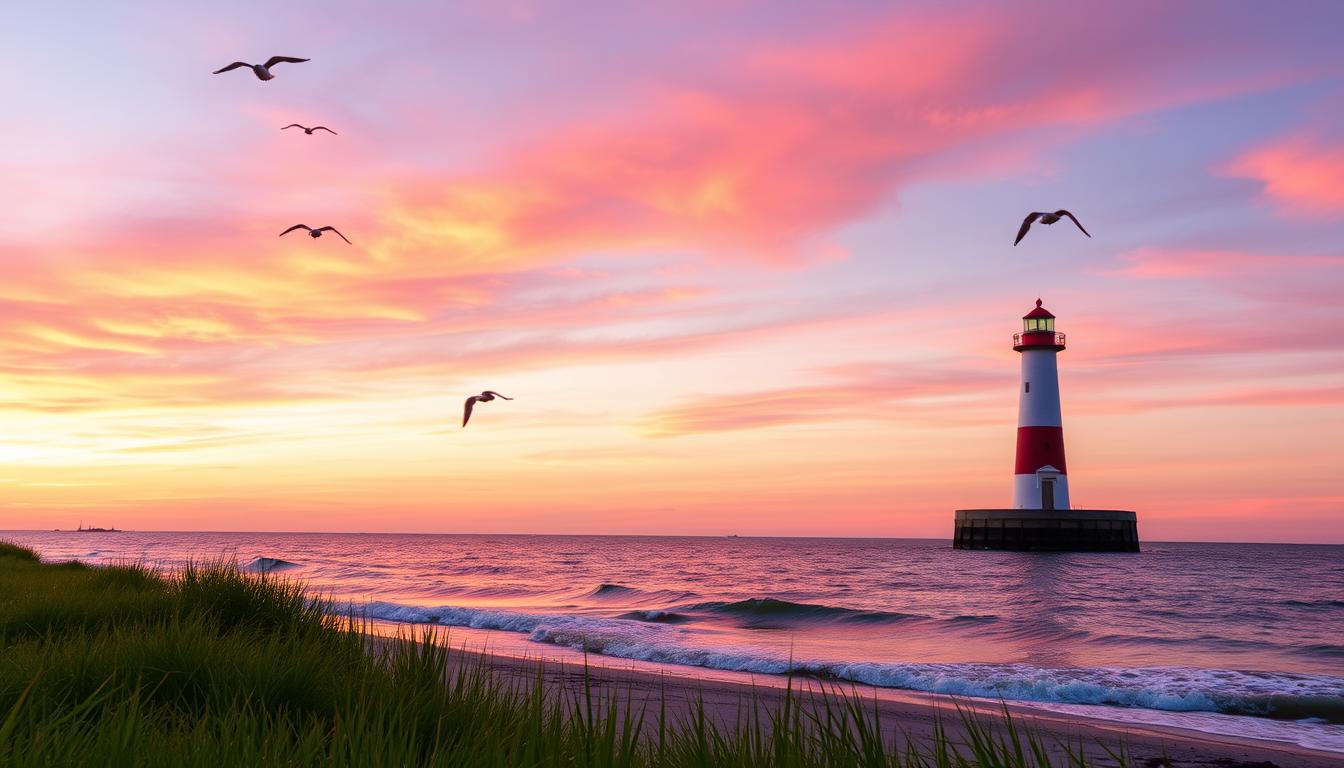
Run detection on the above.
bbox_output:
[1041,479,1056,510]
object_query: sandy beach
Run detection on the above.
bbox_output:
[403,638,1341,768]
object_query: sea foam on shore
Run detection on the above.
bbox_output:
[336,597,1344,729]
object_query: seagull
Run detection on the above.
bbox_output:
[279,224,351,244]
[213,56,309,81]
[463,391,513,427]
[282,124,337,135]
[1014,210,1091,246]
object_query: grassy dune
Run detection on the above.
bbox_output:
[0,541,1108,767]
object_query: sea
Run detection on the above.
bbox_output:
[4,532,1342,753]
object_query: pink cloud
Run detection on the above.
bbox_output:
[641,366,1010,436]
[1071,385,1344,416]
[1103,247,1344,278]
[379,5,1296,269]
[1226,133,1344,214]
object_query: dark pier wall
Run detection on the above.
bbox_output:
[953,509,1139,552]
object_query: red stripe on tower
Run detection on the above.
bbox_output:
[1014,426,1067,475]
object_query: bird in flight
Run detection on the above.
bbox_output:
[1014,210,1091,246]
[213,56,309,81]
[463,391,513,427]
[279,224,351,244]
[282,124,337,135]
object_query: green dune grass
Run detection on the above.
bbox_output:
[0,541,1111,767]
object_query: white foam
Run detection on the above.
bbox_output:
[1030,701,1344,754]
[332,597,1344,740]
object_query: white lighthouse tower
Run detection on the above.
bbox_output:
[1013,299,1069,510]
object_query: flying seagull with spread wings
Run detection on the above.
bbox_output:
[279,224,351,244]
[463,391,513,428]
[282,124,337,135]
[1014,210,1091,246]
[213,56,309,81]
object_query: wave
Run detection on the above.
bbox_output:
[1300,643,1344,658]
[616,610,692,624]
[829,663,1344,724]
[1089,633,1283,653]
[331,598,1344,725]
[1276,598,1344,610]
[449,564,511,576]
[585,583,700,605]
[437,584,552,600]
[679,598,920,625]
[243,556,300,573]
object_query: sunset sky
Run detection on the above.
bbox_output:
[1,1,1341,542]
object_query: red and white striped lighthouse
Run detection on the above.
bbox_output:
[1013,299,1069,510]
[954,300,1137,550]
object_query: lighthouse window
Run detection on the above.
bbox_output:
[1025,382,1030,393]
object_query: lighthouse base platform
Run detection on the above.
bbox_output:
[953,509,1139,552]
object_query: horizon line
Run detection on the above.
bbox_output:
[3,529,1339,547]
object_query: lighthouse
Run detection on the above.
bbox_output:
[1013,299,1068,510]
[953,300,1138,552]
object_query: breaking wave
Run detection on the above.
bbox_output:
[679,598,921,625]
[243,556,301,573]
[334,599,1344,724]
[616,610,692,623]
[586,583,700,604]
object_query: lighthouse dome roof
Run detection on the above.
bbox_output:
[1023,298,1055,319]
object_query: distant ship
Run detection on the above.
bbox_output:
[73,524,121,533]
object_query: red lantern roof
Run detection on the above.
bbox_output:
[1023,298,1055,319]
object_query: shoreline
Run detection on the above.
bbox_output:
[7,534,1342,763]
[367,628,1343,767]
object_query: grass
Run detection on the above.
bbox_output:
[0,541,1114,767]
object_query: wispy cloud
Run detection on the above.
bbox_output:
[1226,132,1344,214]
[641,366,1010,436]
[1102,247,1344,278]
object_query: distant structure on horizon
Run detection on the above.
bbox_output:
[954,300,1139,552]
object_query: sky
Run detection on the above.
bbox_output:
[0,1,1341,542]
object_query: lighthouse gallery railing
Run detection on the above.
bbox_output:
[1012,332,1066,347]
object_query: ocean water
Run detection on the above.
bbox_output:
[5,532,1342,752]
